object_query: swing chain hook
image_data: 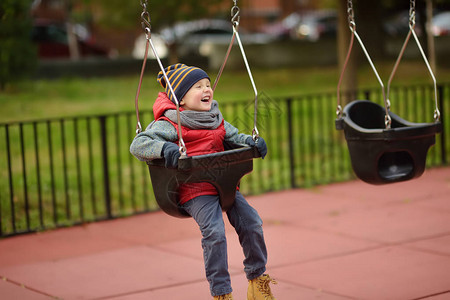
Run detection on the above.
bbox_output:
[347,0,356,32]
[231,0,240,29]
[434,109,441,121]
[385,114,392,128]
[140,0,152,34]
[409,0,416,27]
[336,105,343,118]
[252,127,259,141]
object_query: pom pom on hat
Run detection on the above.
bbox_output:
[157,63,210,104]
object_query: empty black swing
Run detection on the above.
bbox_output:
[134,0,262,218]
[335,0,442,185]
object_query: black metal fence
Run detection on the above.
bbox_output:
[1,83,448,237]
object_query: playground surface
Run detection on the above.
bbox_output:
[1,167,450,300]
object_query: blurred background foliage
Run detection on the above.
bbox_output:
[2,0,450,94]
[90,0,225,30]
[0,0,37,90]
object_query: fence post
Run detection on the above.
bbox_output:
[364,90,370,101]
[5,125,16,233]
[438,85,446,165]
[99,116,112,219]
[286,98,296,189]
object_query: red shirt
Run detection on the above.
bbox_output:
[153,92,225,204]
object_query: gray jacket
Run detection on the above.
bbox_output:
[130,120,251,161]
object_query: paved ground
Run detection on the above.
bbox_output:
[1,167,450,300]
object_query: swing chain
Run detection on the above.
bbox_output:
[140,0,152,35]
[231,0,240,28]
[347,0,356,32]
[409,0,416,27]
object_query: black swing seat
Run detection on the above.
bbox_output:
[335,100,442,185]
[147,142,261,218]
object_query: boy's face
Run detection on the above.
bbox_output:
[180,78,213,111]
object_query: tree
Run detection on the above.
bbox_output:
[90,0,226,31]
[0,0,37,90]
[354,0,385,60]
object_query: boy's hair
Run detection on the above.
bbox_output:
[157,63,210,104]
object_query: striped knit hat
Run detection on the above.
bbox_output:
[157,63,210,104]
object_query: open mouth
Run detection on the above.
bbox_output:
[201,98,210,103]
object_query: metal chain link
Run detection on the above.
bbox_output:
[231,0,240,28]
[409,0,416,26]
[140,0,151,34]
[347,0,356,32]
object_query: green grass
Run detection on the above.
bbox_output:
[2,61,449,123]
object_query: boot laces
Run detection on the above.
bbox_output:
[215,293,233,300]
[256,275,277,298]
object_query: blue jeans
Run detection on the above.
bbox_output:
[182,191,267,297]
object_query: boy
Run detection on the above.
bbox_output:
[130,63,276,300]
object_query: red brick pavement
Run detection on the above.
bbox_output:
[1,167,450,299]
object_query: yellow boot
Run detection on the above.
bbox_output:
[213,292,233,300]
[247,274,277,300]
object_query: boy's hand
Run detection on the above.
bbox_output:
[162,142,181,168]
[246,137,268,159]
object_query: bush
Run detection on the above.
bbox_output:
[0,0,37,90]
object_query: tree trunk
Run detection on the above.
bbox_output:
[426,0,436,72]
[66,22,80,61]
[65,1,80,61]
[355,0,385,60]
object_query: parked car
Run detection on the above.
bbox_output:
[158,19,274,57]
[432,11,450,36]
[292,10,337,41]
[260,13,302,40]
[383,10,423,37]
[31,19,110,59]
[383,10,450,37]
